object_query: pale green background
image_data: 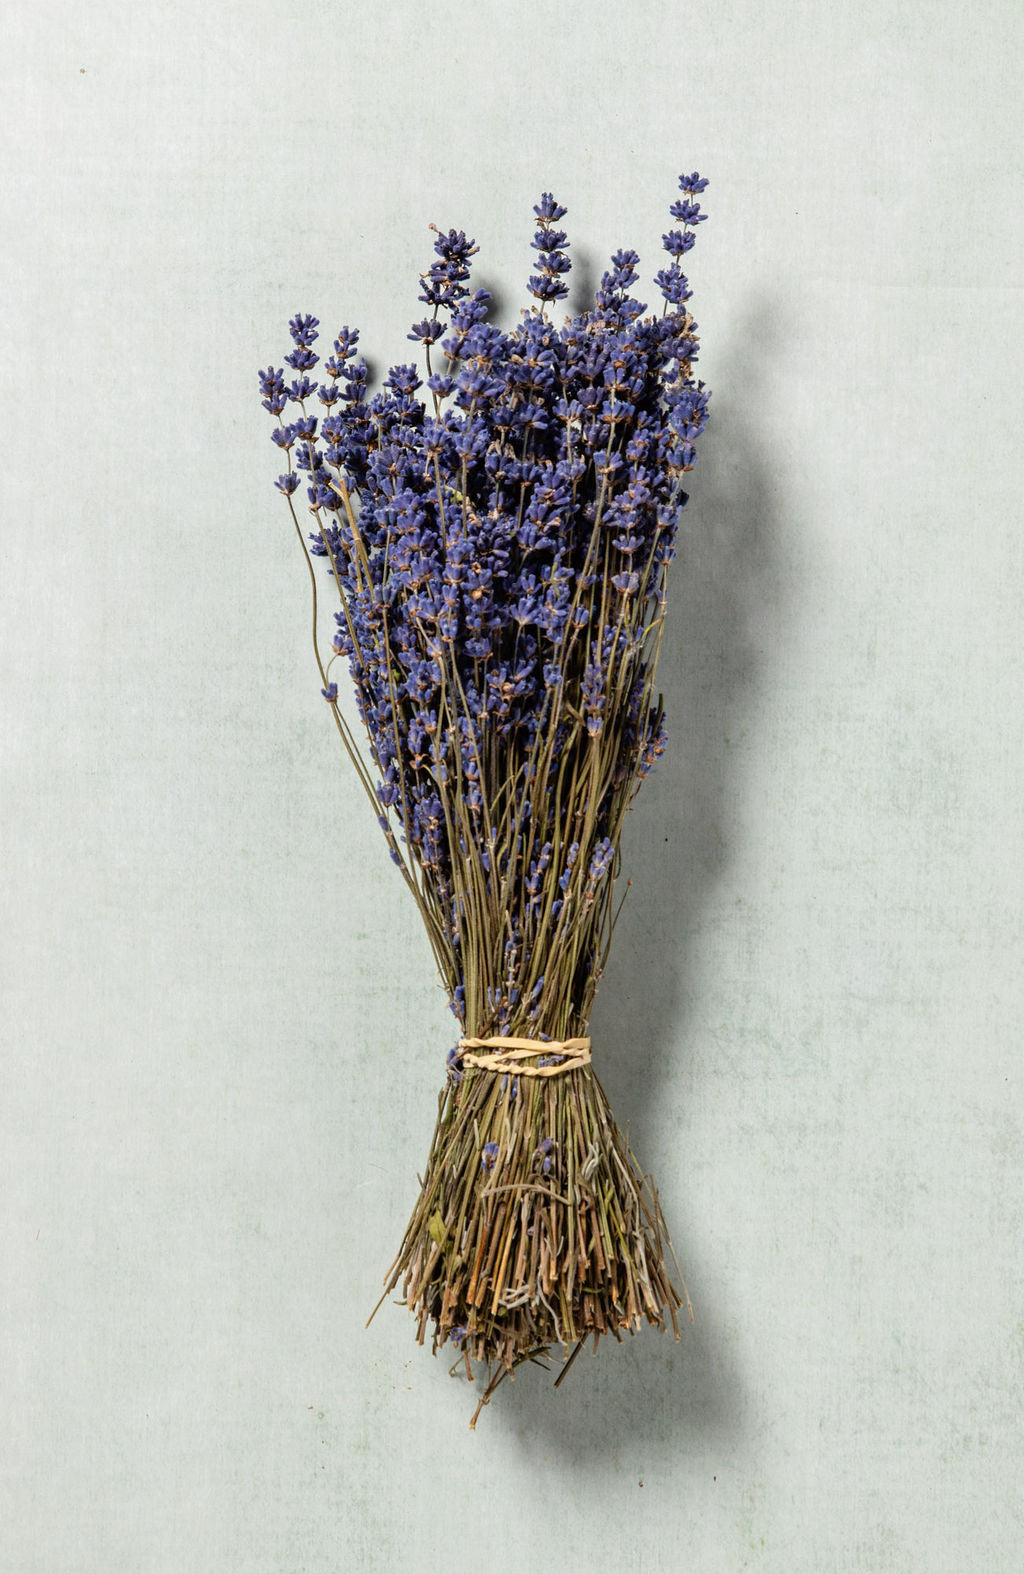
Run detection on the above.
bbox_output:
[2,1,1021,1570]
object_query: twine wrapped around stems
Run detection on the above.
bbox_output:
[457,1035,591,1077]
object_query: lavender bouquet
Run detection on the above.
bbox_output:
[258,174,710,1421]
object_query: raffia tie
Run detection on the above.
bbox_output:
[457,1035,591,1078]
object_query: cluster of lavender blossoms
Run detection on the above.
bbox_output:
[258,175,710,1052]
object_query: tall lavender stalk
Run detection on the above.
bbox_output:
[258,175,711,1421]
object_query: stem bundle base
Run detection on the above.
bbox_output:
[378,1063,690,1418]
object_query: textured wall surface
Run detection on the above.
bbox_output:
[2,2,1021,1570]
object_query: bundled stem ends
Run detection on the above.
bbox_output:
[383,1059,689,1424]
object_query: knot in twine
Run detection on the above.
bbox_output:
[457,1035,591,1078]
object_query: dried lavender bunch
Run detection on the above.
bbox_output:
[258,174,710,1421]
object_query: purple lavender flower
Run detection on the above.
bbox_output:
[533,1136,555,1175]
[582,662,605,735]
[419,226,478,310]
[528,192,571,305]
[669,197,707,226]
[588,838,614,885]
[558,841,581,893]
[655,263,693,306]
[287,375,318,403]
[259,366,288,416]
[408,318,445,346]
